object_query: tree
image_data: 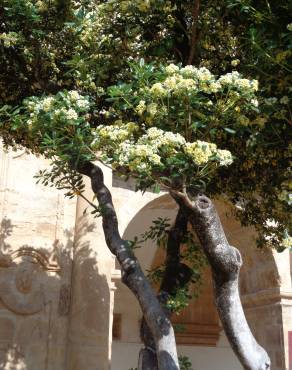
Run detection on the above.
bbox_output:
[0,1,291,370]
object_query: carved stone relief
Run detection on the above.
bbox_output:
[0,247,61,315]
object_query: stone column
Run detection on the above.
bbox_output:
[243,291,285,370]
[241,248,292,370]
[274,248,292,370]
[282,292,292,370]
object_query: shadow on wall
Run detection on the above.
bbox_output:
[0,217,109,370]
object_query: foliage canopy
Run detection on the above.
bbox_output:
[0,0,291,251]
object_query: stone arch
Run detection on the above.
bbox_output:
[111,195,233,368]
[122,193,178,271]
[111,192,286,370]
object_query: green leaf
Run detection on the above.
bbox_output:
[224,127,236,134]
[153,184,160,193]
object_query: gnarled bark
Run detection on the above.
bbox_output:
[78,161,180,370]
[174,193,271,370]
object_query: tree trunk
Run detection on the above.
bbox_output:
[78,162,180,370]
[139,205,191,370]
[175,193,271,370]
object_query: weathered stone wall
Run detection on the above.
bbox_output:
[0,148,117,370]
[0,146,76,370]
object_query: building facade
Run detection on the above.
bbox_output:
[0,145,291,370]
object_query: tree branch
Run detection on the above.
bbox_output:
[140,203,192,370]
[187,0,200,65]
[77,161,180,370]
[177,193,271,370]
[160,205,191,294]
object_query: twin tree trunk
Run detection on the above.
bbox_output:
[78,161,270,370]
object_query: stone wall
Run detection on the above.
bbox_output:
[0,146,76,370]
[0,147,115,370]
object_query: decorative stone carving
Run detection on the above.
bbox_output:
[0,262,45,315]
[0,247,61,272]
[0,247,61,315]
[11,247,61,273]
[15,262,35,294]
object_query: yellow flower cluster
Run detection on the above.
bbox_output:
[0,32,21,47]
[94,122,138,146]
[184,141,217,166]
[184,141,233,166]
[119,0,174,13]
[95,124,233,173]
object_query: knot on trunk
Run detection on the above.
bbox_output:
[121,258,138,278]
[196,195,211,210]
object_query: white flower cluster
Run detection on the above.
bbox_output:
[280,96,289,105]
[218,71,258,92]
[25,90,90,126]
[136,100,146,115]
[148,64,258,98]
[117,141,161,172]
[42,97,55,112]
[120,0,151,12]
[277,180,292,205]
[78,10,102,47]
[65,108,78,120]
[180,65,213,82]
[67,90,90,110]
[115,128,186,171]
[216,149,234,166]
[150,82,167,97]
[140,127,186,149]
